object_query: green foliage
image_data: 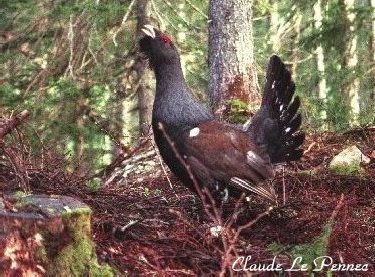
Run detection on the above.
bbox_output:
[142,187,162,197]
[290,223,333,269]
[1,0,373,177]
[268,223,333,272]
[87,178,102,192]
[142,187,151,197]
[0,0,132,174]
[254,0,374,131]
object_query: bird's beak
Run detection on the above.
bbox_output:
[141,24,156,39]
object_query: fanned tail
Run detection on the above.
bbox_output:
[246,55,305,164]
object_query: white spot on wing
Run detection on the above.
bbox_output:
[285,127,291,133]
[222,188,229,203]
[189,127,200,137]
[247,151,262,163]
[243,119,252,131]
[271,81,276,89]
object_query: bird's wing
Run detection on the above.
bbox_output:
[181,120,276,201]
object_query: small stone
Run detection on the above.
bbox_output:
[330,145,370,174]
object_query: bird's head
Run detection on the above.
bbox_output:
[139,25,179,68]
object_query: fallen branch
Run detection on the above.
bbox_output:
[342,125,375,135]
[94,137,151,181]
[304,141,317,155]
[0,110,30,141]
[329,193,345,222]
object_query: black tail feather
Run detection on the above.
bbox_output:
[274,133,305,162]
[289,133,305,149]
[288,114,302,135]
[282,96,300,124]
[246,55,304,164]
[283,149,303,162]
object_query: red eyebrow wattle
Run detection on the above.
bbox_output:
[160,34,172,43]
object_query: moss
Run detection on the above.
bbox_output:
[90,263,119,277]
[13,190,28,198]
[330,163,362,175]
[45,207,117,276]
[87,178,101,192]
[46,207,56,214]
[35,236,48,262]
[225,99,249,124]
[52,238,94,276]
[290,223,333,269]
[268,223,333,272]
[14,196,34,210]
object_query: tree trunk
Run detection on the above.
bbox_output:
[370,0,375,103]
[313,0,328,127]
[208,0,258,118]
[291,5,302,78]
[0,193,115,276]
[74,94,85,164]
[136,0,153,136]
[113,78,126,155]
[341,0,360,125]
[269,1,280,53]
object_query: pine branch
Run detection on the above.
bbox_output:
[112,0,137,47]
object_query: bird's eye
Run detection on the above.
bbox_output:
[160,34,172,44]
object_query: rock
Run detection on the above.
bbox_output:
[0,193,116,276]
[329,146,370,174]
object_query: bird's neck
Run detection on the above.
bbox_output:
[154,60,188,97]
[151,59,213,130]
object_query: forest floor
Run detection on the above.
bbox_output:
[1,127,374,276]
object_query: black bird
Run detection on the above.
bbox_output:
[139,25,304,203]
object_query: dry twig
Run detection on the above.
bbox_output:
[0,110,30,140]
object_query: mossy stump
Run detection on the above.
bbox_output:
[0,193,116,276]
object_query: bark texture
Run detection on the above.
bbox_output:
[291,6,302,78]
[370,0,375,103]
[341,0,360,124]
[314,0,328,125]
[136,0,154,136]
[208,0,258,117]
[269,1,280,53]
